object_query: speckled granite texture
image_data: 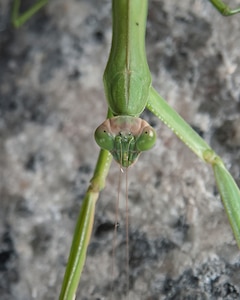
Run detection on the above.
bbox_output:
[0,0,240,299]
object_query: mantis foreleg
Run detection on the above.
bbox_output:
[147,87,240,247]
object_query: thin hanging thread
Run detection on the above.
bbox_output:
[111,167,122,299]
[125,167,130,299]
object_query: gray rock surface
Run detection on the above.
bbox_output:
[0,0,240,299]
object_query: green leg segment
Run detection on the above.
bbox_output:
[59,149,112,300]
[213,161,240,247]
[147,87,240,248]
[12,0,48,28]
[209,0,240,16]
[59,110,113,299]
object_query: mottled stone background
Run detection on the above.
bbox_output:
[0,0,240,299]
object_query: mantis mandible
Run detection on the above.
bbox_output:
[10,0,240,299]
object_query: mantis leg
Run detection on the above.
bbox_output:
[59,110,113,300]
[147,87,240,248]
[209,0,240,16]
[59,149,112,300]
[12,0,48,28]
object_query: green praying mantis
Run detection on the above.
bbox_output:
[11,0,240,299]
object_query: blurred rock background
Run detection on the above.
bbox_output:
[0,0,240,299]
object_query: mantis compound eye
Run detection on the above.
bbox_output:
[95,117,156,167]
[136,126,156,151]
[94,125,114,151]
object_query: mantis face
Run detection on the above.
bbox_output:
[95,116,156,167]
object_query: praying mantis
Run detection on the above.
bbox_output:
[3,0,240,299]
[60,0,240,299]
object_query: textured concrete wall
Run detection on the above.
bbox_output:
[0,0,240,299]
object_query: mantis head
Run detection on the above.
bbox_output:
[95,116,156,167]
